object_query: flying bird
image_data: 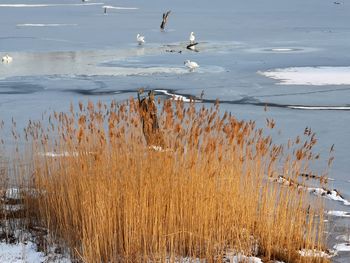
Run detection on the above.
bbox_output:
[136,34,145,45]
[160,10,171,31]
[2,54,13,63]
[189,32,195,44]
[184,60,199,71]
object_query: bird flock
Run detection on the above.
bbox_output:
[1,9,200,71]
[137,10,200,71]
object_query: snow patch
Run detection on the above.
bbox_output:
[298,249,333,258]
[308,188,350,206]
[333,243,350,252]
[0,242,45,263]
[3,188,21,200]
[273,176,350,206]
[38,151,78,157]
[259,67,350,85]
[230,254,263,263]
[336,235,350,242]
[327,210,350,217]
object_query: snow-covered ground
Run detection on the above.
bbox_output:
[0,241,71,263]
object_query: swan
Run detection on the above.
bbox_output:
[136,34,145,45]
[189,32,195,44]
[184,60,199,71]
[2,54,13,63]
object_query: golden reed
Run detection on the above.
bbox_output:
[5,99,330,262]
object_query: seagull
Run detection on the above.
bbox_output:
[189,32,195,44]
[2,54,13,63]
[160,10,171,31]
[184,60,199,71]
[136,34,145,45]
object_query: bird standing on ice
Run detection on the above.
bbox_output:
[184,60,199,71]
[2,54,13,63]
[136,34,145,45]
[189,32,195,44]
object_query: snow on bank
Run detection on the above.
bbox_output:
[0,241,45,263]
[166,254,265,263]
[0,241,71,263]
[259,66,350,85]
[298,249,333,258]
[230,254,263,263]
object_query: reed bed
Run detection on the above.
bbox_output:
[15,99,330,262]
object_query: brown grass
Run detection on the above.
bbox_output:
[6,99,330,262]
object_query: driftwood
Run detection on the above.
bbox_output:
[138,90,165,148]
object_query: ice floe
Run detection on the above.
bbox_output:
[333,243,350,252]
[336,235,350,242]
[273,175,350,206]
[247,47,319,54]
[0,3,103,7]
[0,47,225,79]
[287,105,350,110]
[102,5,138,10]
[327,210,350,217]
[308,188,350,206]
[154,89,201,102]
[17,24,77,27]
[259,66,350,85]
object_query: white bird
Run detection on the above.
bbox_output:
[136,34,145,45]
[189,32,195,44]
[2,54,13,63]
[184,60,199,71]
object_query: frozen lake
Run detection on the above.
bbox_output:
[0,0,350,261]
